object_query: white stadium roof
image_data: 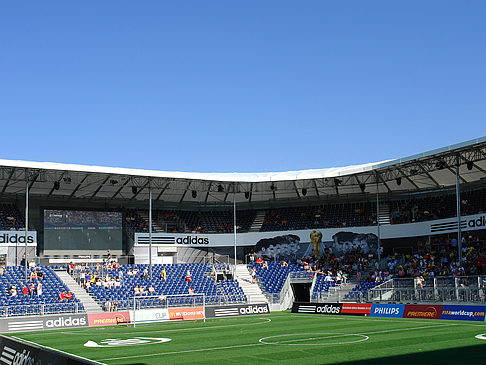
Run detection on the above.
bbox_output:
[0,137,485,205]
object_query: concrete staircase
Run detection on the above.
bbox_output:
[320,280,359,302]
[249,211,266,232]
[139,211,165,232]
[55,270,103,313]
[234,264,268,304]
[378,203,391,225]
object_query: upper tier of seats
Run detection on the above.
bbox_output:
[0,203,25,230]
[123,188,486,236]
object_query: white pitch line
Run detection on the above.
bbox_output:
[100,343,265,361]
[56,317,272,336]
[99,322,455,361]
[259,324,454,346]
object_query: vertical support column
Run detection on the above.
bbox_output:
[149,186,153,278]
[456,158,462,264]
[376,172,381,263]
[233,186,237,265]
[25,174,29,280]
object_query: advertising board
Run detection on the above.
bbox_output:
[441,305,486,322]
[205,304,270,318]
[0,314,88,332]
[370,304,405,318]
[403,305,443,319]
[291,302,343,315]
[133,308,170,323]
[0,335,92,364]
[88,311,131,327]
[168,307,204,320]
[341,303,372,315]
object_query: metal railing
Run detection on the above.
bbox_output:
[0,302,83,318]
[365,275,486,303]
[106,294,246,312]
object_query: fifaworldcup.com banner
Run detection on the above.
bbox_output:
[441,305,486,322]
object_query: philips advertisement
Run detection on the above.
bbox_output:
[370,304,405,318]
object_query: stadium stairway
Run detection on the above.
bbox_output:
[320,280,359,303]
[234,265,268,304]
[378,203,391,225]
[249,211,266,232]
[55,270,102,313]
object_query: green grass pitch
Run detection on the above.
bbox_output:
[6,311,486,364]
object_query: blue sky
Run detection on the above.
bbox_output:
[0,1,485,173]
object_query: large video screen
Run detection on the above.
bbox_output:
[44,210,122,251]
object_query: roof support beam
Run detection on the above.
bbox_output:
[28,172,39,190]
[418,164,441,188]
[90,175,111,199]
[156,182,171,201]
[447,166,467,184]
[131,180,150,201]
[47,173,64,197]
[111,179,131,200]
[313,179,320,198]
[205,182,212,203]
[376,173,392,193]
[294,181,301,199]
[69,174,89,199]
[460,155,486,175]
[179,182,192,203]
[1,169,15,193]
[396,167,419,189]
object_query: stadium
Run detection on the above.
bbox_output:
[0,137,486,364]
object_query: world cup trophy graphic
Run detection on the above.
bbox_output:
[310,230,322,258]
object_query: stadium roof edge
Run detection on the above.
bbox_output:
[0,136,485,183]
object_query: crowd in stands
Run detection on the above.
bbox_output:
[378,235,486,280]
[390,190,486,225]
[121,188,486,237]
[0,203,25,230]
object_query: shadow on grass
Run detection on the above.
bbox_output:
[335,344,486,365]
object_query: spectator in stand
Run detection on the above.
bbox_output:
[251,267,257,283]
[22,284,28,297]
[104,299,112,312]
[59,290,68,302]
[9,286,17,297]
[160,267,167,280]
[186,269,192,285]
[36,281,42,297]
